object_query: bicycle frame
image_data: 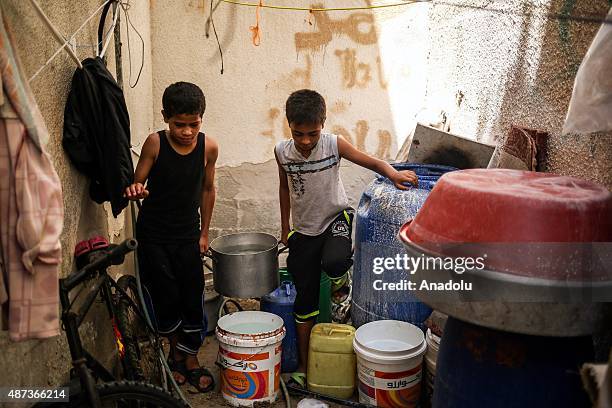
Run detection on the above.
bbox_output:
[58,239,138,408]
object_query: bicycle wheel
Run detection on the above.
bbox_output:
[40,380,190,407]
[114,275,165,387]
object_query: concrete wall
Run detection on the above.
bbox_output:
[422,0,612,188]
[148,0,432,237]
[0,0,152,389]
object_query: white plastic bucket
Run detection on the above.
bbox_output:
[353,320,427,408]
[216,311,286,407]
[424,328,441,404]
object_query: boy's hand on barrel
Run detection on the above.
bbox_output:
[391,170,418,190]
[124,182,149,200]
[199,233,209,254]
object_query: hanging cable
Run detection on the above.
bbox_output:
[209,0,225,74]
[29,0,114,82]
[120,1,145,88]
[205,0,223,38]
[100,2,120,58]
[220,0,426,11]
[219,0,612,26]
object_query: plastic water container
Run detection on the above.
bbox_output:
[279,268,332,323]
[353,320,427,408]
[352,163,456,329]
[433,317,593,408]
[307,323,357,399]
[260,281,298,373]
[216,311,286,407]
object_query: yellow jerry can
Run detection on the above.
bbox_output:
[307,323,356,399]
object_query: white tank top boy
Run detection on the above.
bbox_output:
[275,133,350,236]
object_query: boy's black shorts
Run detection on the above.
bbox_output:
[137,241,206,355]
[287,210,354,322]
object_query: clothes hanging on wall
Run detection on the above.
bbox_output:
[0,7,63,341]
[63,56,133,217]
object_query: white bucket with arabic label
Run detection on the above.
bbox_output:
[353,320,427,408]
[216,311,286,407]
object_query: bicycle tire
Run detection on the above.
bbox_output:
[37,380,190,407]
[115,275,165,387]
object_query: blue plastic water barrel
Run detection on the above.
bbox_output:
[352,163,456,329]
[260,281,298,373]
[433,317,592,408]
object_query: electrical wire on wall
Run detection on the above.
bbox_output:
[119,1,145,88]
[209,0,225,74]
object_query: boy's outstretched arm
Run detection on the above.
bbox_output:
[275,150,291,245]
[337,135,418,190]
[125,133,159,200]
[200,136,218,253]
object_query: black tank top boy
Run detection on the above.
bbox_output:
[137,130,205,243]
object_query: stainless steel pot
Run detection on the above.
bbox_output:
[205,232,285,298]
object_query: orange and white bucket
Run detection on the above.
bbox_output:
[353,320,427,408]
[216,311,286,407]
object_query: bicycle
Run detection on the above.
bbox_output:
[34,237,189,407]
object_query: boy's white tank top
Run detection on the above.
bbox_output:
[275,133,349,236]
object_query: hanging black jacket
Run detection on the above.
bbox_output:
[63,57,133,217]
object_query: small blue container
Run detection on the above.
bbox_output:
[260,281,298,373]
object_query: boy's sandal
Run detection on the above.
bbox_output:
[186,367,215,393]
[332,285,350,305]
[167,357,187,386]
[331,276,351,305]
[287,372,307,389]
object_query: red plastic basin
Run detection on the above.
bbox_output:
[399,169,612,280]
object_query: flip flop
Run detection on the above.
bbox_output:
[167,357,187,386]
[287,372,307,389]
[331,275,350,305]
[186,367,215,393]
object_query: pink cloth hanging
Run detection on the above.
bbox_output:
[0,116,63,341]
[0,6,63,341]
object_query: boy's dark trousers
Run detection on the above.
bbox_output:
[137,241,207,355]
[287,210,353,322]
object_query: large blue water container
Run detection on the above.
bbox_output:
[433,317,592,407]
[260,281,298,373]
[352,163,456,329]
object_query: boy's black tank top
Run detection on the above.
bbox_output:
[137,131,205,243]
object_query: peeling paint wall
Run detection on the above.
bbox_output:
[423,0,612,188]
[210,159,374,240]
[0,0,152,388]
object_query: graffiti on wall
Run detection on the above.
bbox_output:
[263,2,395,159]
[334,48,388,89]
[333,121,392,159]
[262,111,392,160]
[294,4,378,52]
